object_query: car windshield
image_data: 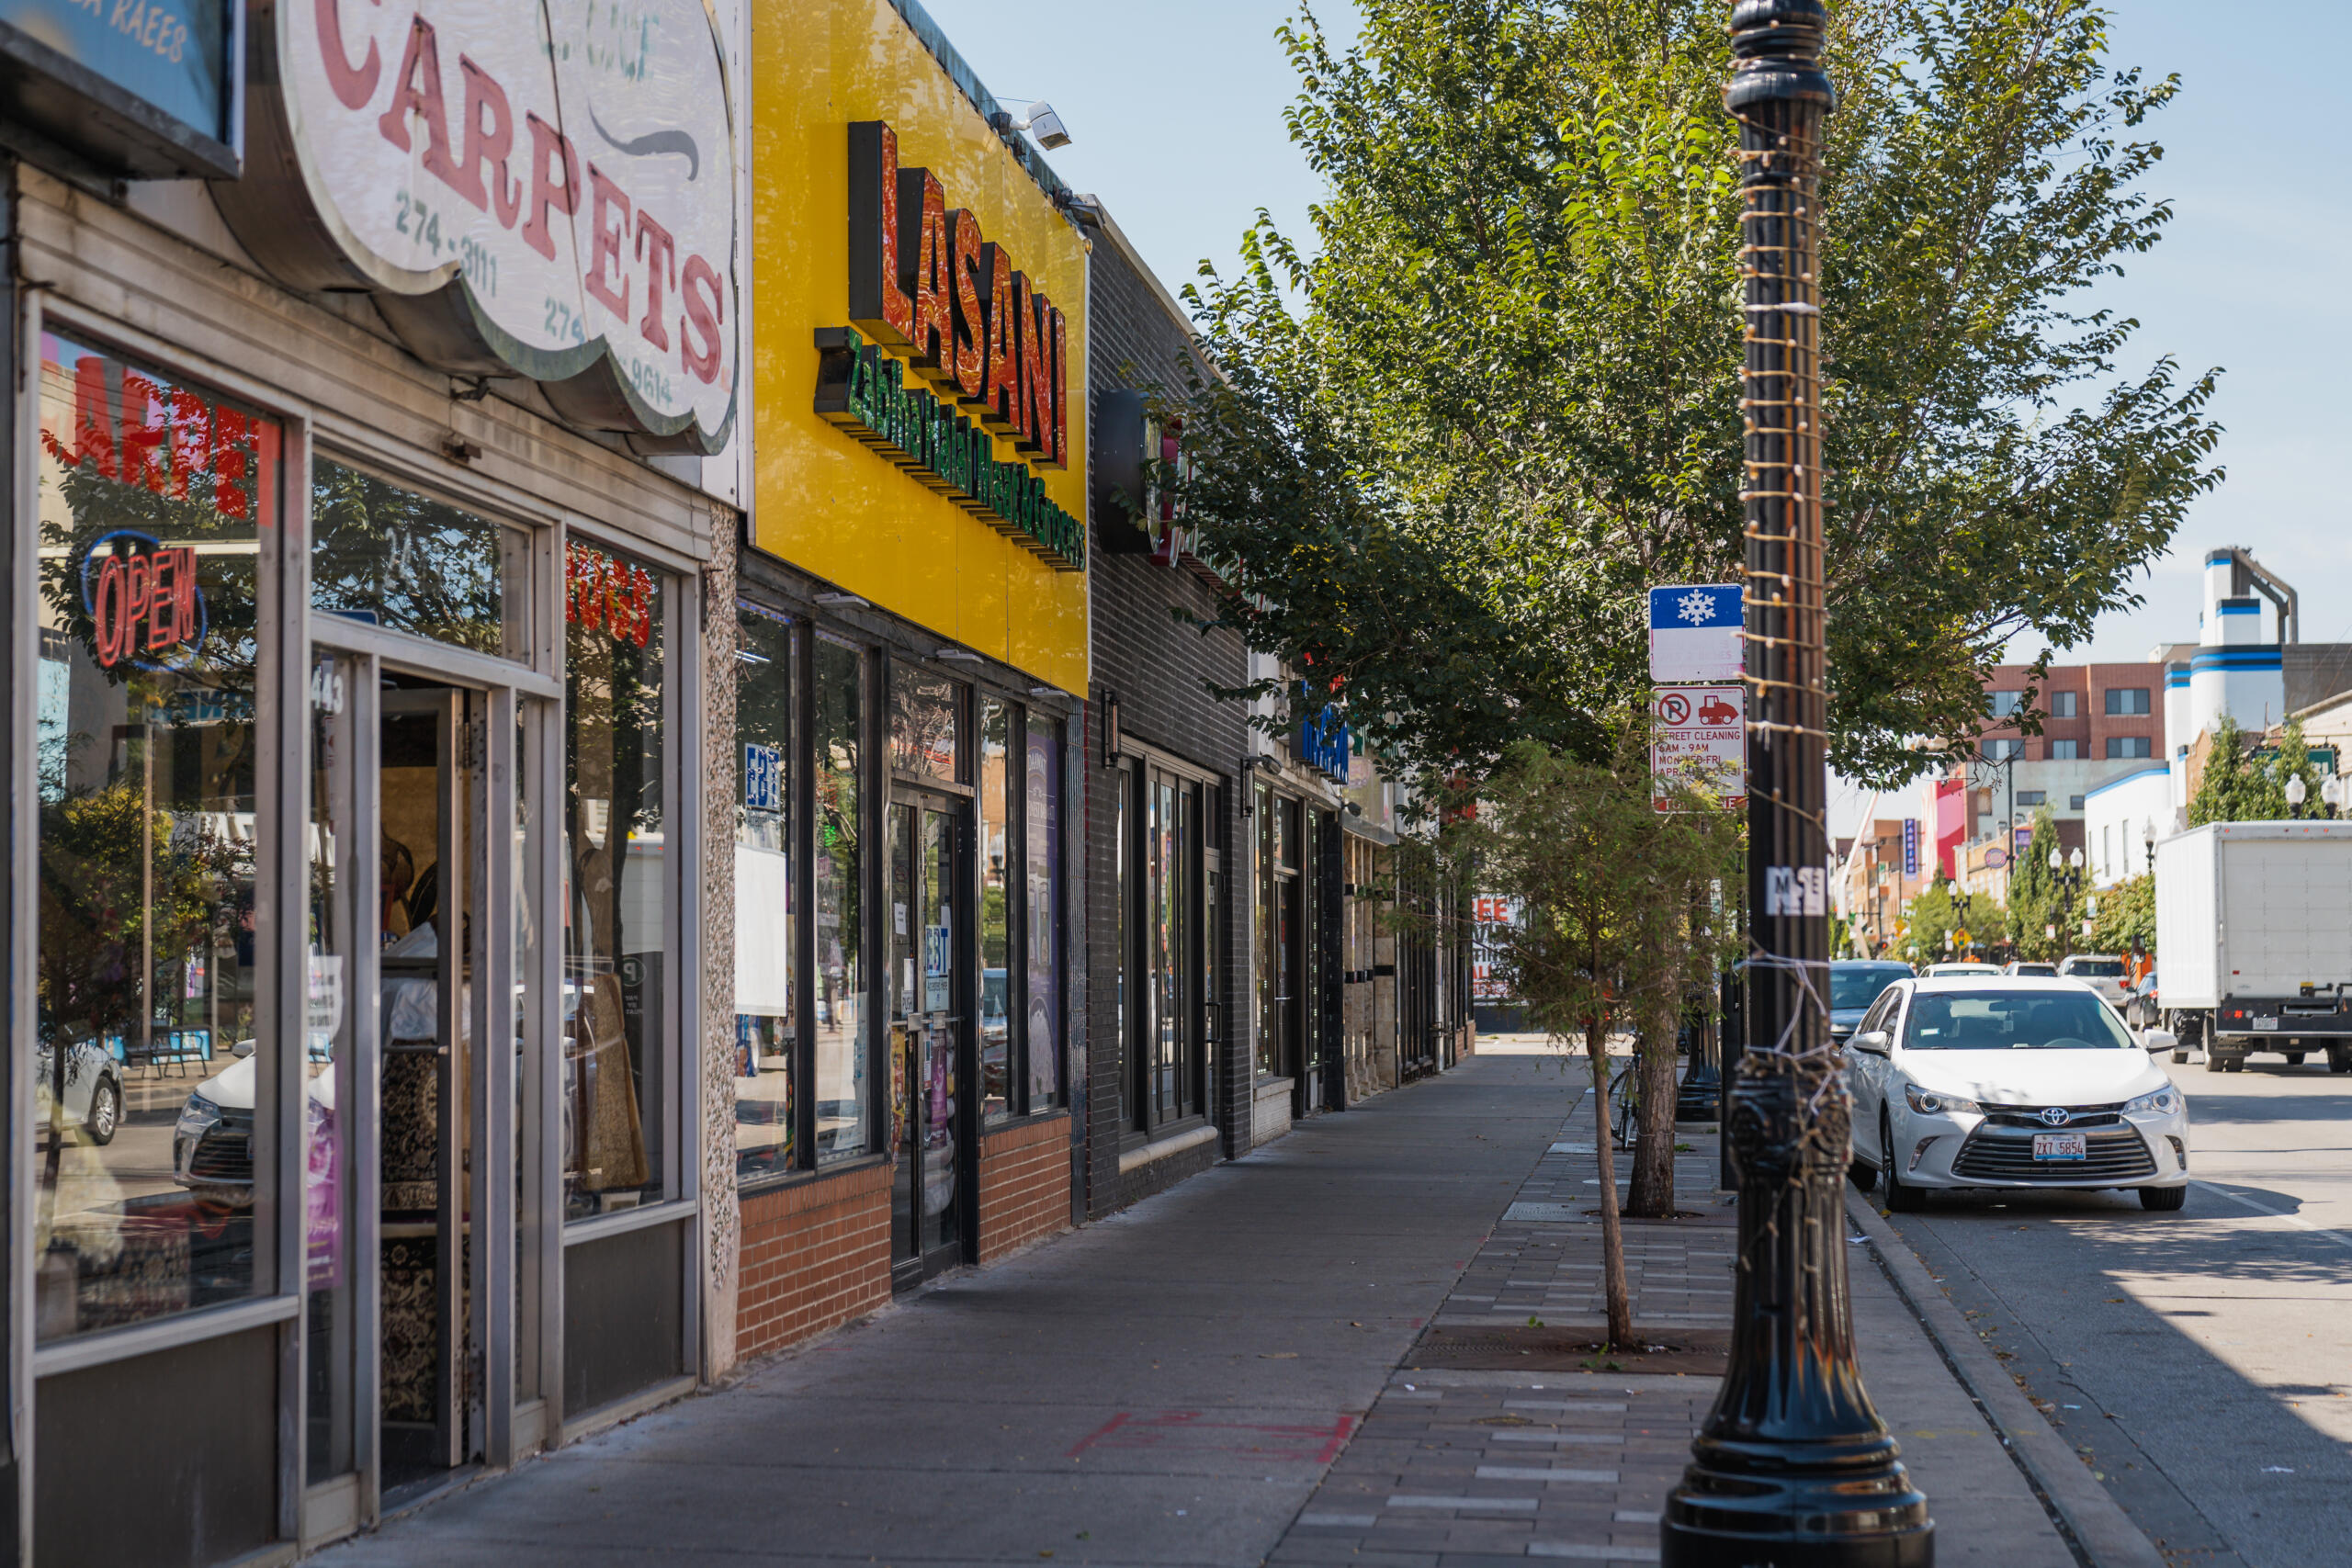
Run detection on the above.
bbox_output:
[2065,959,2125,977]
[1832,965,1911,1010]
[1903,989,2134,1051]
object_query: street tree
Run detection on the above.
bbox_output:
[2188,716,2319,826]
[1902,868,2009,964]
[1175,0,2221,785]
[2006,808,2061,959]
[2087,874,2154,953]
[1452,732,1741,1347]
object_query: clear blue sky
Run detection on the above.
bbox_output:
[924,0,2348,669]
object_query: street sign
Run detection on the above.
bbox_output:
[1649,584,1744,683]
[1903,818,1919,878]
[1653,683,1746,812]
[1984,848,2007,870]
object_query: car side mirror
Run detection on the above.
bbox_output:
[2142,1028,2177,1055]
[1849,1030,1890,1056]
[232,1039,256,1059]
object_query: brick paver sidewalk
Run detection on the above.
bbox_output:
[1269,1076,2078,1568]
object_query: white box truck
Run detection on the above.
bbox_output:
[2154,821,2352,1073]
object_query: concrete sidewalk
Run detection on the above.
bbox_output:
[321,1043,2098,1566]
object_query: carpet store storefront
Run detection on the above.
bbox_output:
[721,0,1088,1359]
[6,0,746,1560]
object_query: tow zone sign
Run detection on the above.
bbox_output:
[1653,684,1745,813]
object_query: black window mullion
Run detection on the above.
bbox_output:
[794,618,819,1173]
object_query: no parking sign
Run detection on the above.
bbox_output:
[1653,684,1746,812]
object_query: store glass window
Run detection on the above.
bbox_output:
[1255,783,1277,1077]
[562,539,669,1219]
[890,669,960,782]
[978,700,1012,1120]
[32,333,281,1339]
[734,604,795,1182]
[311,459,530,657]
[1024,716,1061,1110]
[814,634,869,1161]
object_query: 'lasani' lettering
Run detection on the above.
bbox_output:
[844,120,1069,470]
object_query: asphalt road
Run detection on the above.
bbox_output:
[1881,1054,2352,1568]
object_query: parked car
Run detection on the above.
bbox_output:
[2057,953,2130,1006]
[1922,961,2002,978]
[175,1043,332,1198]
[35,1037,124,1146]
[1830,960,1915,1044]
[1843,976,2189,1213]
[2003,961,2059,978]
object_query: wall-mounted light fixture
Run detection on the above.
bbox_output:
[989,100,1072,149]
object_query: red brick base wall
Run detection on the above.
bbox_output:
[978,1113,1073,1261]
[735,1160,891,1360]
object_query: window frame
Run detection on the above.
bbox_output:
[2104,687,2152,716]
[20,311,314,1382]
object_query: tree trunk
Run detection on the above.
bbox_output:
[1586,1019,1635,1348]
[1625,1001,1680,1217]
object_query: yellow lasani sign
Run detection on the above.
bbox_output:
[753,0,1089,695]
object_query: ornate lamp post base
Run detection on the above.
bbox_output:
[1661,1065,1931,1568]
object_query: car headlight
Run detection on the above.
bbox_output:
[1904,1083,1983,1115]
[175,1093,223,1142]
[2123,1088,2179,1115]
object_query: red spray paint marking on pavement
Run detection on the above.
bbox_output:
[1067,1411,1358,1465]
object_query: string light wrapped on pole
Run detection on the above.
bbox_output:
[1661,3,1933,1563]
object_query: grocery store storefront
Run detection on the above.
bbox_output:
[8,0,742,1560]
[723,0,1088,1357]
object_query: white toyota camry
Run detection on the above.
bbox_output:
[1844,976,2190,1213]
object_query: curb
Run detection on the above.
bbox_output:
[1844,1189,2165,1568]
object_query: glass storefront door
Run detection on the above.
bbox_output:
[889,795,967,1288]
[303,643,545,1520]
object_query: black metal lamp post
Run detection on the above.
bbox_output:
[1662,3,1933,1563]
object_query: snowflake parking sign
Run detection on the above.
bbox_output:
[1648,583,1744,683]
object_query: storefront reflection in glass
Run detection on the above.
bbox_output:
[1024,718,1060,1109]
[311,459,529,657]
[813,634,867,1160]
[978,700,1010,1120]
[734,604,795,1180]
[562,540,668,1219]
[889,670,959,782]
[31,332,280,1340]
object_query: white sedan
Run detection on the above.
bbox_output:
[1844,976,2189,1213]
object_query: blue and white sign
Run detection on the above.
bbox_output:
[1649,584,1744,684]
[1902,818,1919,879]
[744,743,783,815]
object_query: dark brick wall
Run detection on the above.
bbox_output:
[1080,219,1251,1219]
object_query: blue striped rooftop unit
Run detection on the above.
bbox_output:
[2191,554,2287,739]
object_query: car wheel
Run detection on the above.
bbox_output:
[86,1079,119,1146]
[2330,1051,2352,1075]
[2203,1050,2229,1073]
[1881,1115,1925,1213]
[2139,1185,2187,1213]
